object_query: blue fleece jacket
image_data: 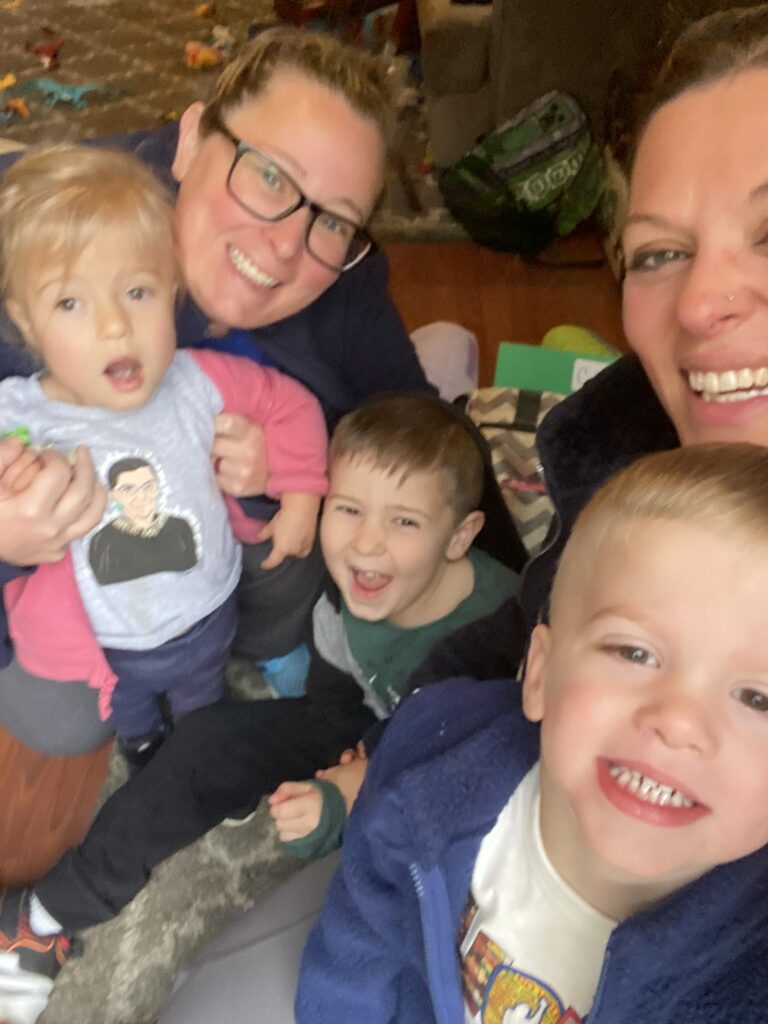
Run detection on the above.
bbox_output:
[297,678,768,1023]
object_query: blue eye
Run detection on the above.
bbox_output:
[316,211,355,240]
[127,286,150,301]
[260,165,284,191]
[625,248,688,273]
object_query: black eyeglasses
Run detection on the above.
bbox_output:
[214,120,372,273]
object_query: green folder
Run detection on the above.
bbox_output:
[493,341,615,395]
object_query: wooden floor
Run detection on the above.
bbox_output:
[385,234,625,382]
[0,235,623,886]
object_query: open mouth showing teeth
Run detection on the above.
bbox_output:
[105,358,141,382]
[351,568,391,592]
[688,367,768,403]
[228,245,278,288]
[608,764,695,808]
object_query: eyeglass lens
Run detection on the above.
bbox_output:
[229,149,367,270]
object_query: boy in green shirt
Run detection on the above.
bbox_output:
[270,393,520,856]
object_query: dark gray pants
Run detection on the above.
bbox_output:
[232,537,326,662]
[0,659,111,756]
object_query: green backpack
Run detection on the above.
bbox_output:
[438,91,605,258]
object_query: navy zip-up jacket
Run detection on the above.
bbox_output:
[297,678,768,1023]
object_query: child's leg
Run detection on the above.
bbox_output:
[0,658,112,756]
[162,594,237,721]
[232,536,325,662]
[104,594,238,762]
[33,694,375,934]
[107,679,165,744]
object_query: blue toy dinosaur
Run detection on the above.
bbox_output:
[22,78,122,109]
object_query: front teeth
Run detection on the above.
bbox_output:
[229,246,278,288]
[688,367,768,402]
[609,764,694,808]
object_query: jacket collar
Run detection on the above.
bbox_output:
[537,353,679,528]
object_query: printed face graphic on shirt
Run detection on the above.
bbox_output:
[89,456,197,585]
[523,519,768,918]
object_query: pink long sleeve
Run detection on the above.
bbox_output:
[188,349,328,499]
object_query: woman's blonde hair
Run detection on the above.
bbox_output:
[0,144,177,300]
[551,443,768,621]
[199,26,393,146]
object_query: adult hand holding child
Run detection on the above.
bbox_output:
[0,439,105,564]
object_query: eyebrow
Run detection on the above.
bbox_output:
[328,493,431,517]
[622,212,681,232]
[625,181,768,233]
[325,197,366,223]
[586,605,655,630]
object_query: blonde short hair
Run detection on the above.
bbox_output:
[199,26,393,147]
[551,443,768,621]
[329,394,485,521]
[0,144,177,300]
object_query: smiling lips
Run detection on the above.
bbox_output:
[104,357,144,392]
[598,759,709,826]
[688,366,768,403]
[228,244,279,289]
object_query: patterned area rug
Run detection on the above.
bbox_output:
[0,0,463,240]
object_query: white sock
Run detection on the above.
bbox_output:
[28,893,63,937]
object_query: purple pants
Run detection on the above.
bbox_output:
[104,592,238,740]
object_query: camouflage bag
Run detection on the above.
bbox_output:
[438,91,605,258]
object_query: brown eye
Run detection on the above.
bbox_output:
[733,688,768,713]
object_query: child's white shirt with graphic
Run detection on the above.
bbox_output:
[460,765,615,1024]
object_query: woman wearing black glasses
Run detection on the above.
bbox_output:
[0,28,430,757]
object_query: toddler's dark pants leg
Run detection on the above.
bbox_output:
[35,696,374,933]
[232,537,326,661]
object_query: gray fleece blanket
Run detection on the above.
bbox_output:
[40,660,300,1024]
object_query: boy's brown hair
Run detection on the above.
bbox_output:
[550,442,768,623]
[199,26,393,147]
[0,144,177,302]
[330,394,485,521]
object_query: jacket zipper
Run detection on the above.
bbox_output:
[409,862,461,1024]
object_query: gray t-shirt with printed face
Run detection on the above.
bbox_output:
[0,351,241,650]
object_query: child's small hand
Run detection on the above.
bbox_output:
[315,757,368,816]
[268,781,324,843]
[259,492,321,570]
[337,741,367,766]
